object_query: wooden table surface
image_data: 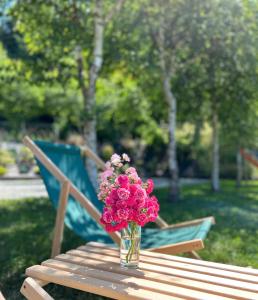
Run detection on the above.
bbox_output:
[22,242,258,300]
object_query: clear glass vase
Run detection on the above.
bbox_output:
[120,222,141,268]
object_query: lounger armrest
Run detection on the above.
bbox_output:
[156,216,215,230]
[148,239,204,255]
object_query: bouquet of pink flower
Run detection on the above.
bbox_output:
[98,153,159,232]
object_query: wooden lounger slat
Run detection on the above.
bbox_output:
[42,257,258,300]
[68,248,258,284]
[64,250,258,293]
[86,242,258,276]
[36,262,235,300]
[26,265,186,300]
[21,242,258,300]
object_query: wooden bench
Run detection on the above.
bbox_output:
[21,242,258,300]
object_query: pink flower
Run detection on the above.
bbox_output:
[110,189,119,201]
[137,214,148,226]
[128,209,137,221]
[100,152,159,231]
[127,196,137,207]
[134,185,146,200]
[129,172,141,184]
[116,200,127,209]
[102,211,113,223]
[146,179,154,194]
[100,168,114,181]
[117,188,130,200]
[136,197,146,208]
[110,153,121,166]
[117,175,129,188]
[105,161,111,168]
[122,153,130,162]
[105,196,115,206]
[129,184,138,195]
[117,208,129,220]
[126,167,137,174]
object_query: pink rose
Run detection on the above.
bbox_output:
[146,179,154,194]
[136,197,146,208]
[137,214,148,226]
[116,200,127,209]
[105,196,115,206]
[127,209,137,222]
[126,167,137,174]
[102,211,113,223]
[110,189,119,201]
[100,168,113,181]
[117,188,130,200]
[117,208,129,220]
[127,196,136,207]
[117,175,129,188]
[134,185,146,200]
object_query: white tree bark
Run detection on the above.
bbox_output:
[236,149,243,187]
[81,0,125,188]
[163,76,179,201]
[211,111,220,191]
[83,0,104,188]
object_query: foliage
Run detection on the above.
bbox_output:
[0,166,7,176]
[1,181,258,299]
[0,0,257,180]
[0,149,15,166]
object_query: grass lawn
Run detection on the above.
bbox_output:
[1,180,258,299]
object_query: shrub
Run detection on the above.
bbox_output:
[0,149,15,167]
[0,166,7,176]
[17,147,34,174]
[101,144,114,161]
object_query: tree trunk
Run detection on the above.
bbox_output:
[84,0,104,188]
[163,76,179,201]
[211,111,220,191]
[236,148,243,187]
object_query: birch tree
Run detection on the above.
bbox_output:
[143,0,202,201]
[75,0,125,186]
[11,0,125,186]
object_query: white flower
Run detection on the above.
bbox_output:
[122,153,130,162]
[110,153,121,166]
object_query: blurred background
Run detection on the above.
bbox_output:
[0,0,258,299]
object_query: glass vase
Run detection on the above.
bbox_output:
[120,222,141,268]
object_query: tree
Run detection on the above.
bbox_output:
[10,0,125,187]
[195,0,258,191]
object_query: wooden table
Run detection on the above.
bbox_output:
[21,242,258,300]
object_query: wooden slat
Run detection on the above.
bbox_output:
[65,249,258,293]
[20,278,53,300]
[155,216,169,228]
[48,255,258,300]
[42,258,244,300]
[85,242,258,276]
[81,145,106,170]
[75,246,258,284]
[26,265,182,300]
[51,181,70,258]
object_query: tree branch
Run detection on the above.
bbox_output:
[104,0,125,24]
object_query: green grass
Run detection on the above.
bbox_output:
[1,180,258,299]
